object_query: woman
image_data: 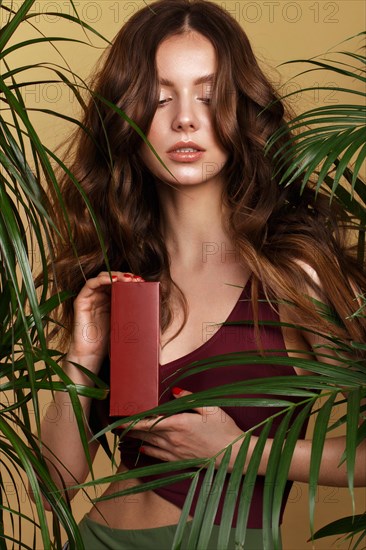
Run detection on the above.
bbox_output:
[38,1,366,548]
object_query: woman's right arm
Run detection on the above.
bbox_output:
[36,271,142,509]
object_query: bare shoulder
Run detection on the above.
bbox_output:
[277,260,339,376]
[278,259,326,324]
[295,260,320,281]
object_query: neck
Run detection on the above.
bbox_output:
[157,179,236,270]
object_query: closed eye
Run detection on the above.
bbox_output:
[157,97,211,107]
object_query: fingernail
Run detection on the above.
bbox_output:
[140,446,146,453]
[112,276,118,282]
[124,274,133,278]
[172,387,184,396]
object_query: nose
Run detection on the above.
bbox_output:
[171,98,200,132]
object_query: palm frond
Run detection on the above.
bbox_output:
[266,34,366,214]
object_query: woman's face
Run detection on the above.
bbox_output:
[140,31,229,188]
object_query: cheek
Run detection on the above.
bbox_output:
[146,119,165,148]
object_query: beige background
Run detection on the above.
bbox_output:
[2,0,365,548]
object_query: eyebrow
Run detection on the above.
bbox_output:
[159,73,216,87]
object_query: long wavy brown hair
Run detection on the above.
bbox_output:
[48,0,366,348]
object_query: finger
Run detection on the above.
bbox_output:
[85,272,115,288]
[75,275,114,301]
[172,387,207,416]
[80,272,144,294]
[80,272,118,292]
[127,430,168,448]
[121,273,145,282]
[120,416,166,431]
[97,271,144,283]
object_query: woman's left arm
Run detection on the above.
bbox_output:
[252,432,366,486]
[122,386,366,487]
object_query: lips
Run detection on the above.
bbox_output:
[167,141,205,153]
[165,140,206,163]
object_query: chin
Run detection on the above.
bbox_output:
[165,176,215,187]
[166,168,223,186]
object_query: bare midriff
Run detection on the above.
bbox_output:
[87,464,193,529]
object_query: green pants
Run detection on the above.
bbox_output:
[72,513,270,549]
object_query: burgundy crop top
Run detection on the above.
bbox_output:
[110,279,310,529]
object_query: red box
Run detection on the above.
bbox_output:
[109,281,160,417]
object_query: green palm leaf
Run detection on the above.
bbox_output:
[308,393,337,536]
[262,409,294,548]
[186,460,216,549]
[345,388,362,513]
[271,402,314,546]
[0,1,116,546]
[312,513,366,539]
[266,35,366,207]
[218,435,251,549]
[172,474,200,550]
[235,420,273,548]
[196,447,232,548]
